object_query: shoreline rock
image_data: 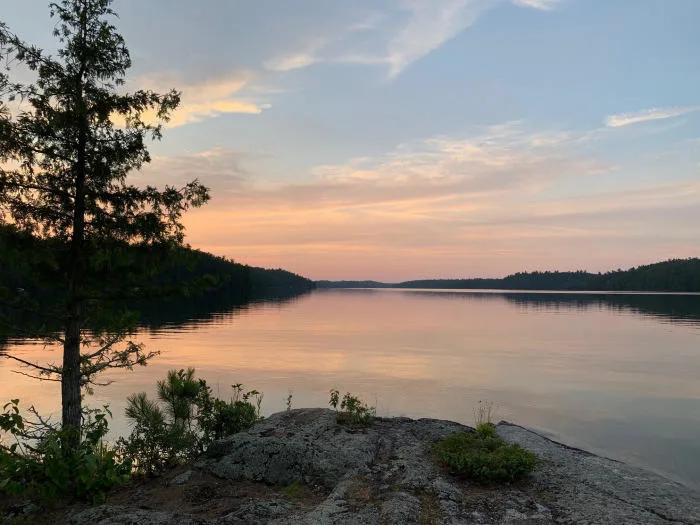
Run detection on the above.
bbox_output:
[69,408,700,524]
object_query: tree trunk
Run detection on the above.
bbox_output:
[62,11,89,446]
[62,312,82,442]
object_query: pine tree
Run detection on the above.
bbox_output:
[0,0,209,444]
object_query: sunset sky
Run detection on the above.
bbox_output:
[4,0,700,281]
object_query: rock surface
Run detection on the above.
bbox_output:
[69,408,700,524]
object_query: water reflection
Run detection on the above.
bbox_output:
[386,289,700,324]
[2,289,700,490]
[122,288,700,333]
[132,289,313,331]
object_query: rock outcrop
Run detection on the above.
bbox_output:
[69,408,700,524]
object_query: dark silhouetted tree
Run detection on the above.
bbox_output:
[0,0,209,445]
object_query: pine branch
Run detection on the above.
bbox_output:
[12,369,61,382]
[4,354,60,376]
[83,332,126,360]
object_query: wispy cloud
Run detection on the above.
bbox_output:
[511,0,561,10]
[311,123,605,189]
[145,122,609,211]
[264,38,329,72]
[265,53,319,72]
[115,74,269,128]
[384,0,492,79]
[262,0,564,80]
[605,106,700,128]
[166,76,268,125]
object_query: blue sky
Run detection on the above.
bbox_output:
[4,0,700,280]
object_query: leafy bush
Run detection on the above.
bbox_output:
[329,390,376,427]
[433,426,537,484]
[198,382,262,441]
[0,400,130,503]
[118,368,262,474]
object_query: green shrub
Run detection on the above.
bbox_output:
[329,390,375,427]
[197,383,262,441]
[118,369,263,474]
[475,422,497,439]
[116,391,191,475]
[0,400,130,503]
[433,429,537,484]
[23,427,130,503]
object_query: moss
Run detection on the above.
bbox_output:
[282,480,304,499]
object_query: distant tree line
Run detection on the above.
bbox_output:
[317,259,700,292]
[315,280,390,289]
[586,259,700,292]
[395,270,594,291]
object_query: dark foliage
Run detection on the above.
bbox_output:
[0,223,314,337]
[117,369,262,475]
[587,259,700,292]
[396,270,594,291]
[0,400,130,503]
[319,259,700,293]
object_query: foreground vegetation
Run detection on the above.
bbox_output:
[0,401,130,504]
[0,369,263,503]
[433,424,537,484]
[118,369,263,476]
[329,390,376,427]
[1,379,535,509]
[432,401,536,484]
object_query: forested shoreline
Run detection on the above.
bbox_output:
[0,224,314,339]
[317,258,700,292]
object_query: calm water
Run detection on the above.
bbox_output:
[2,289,700,489]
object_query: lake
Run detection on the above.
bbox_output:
[2,288,700,490]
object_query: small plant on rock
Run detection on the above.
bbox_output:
[118,368,263,474]
[433,427,537,484]
[329,390,376,427]
[197,382,262,443]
